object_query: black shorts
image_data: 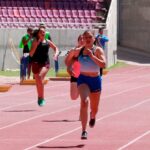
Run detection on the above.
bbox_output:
[70,76,78,82]
[100,68,103,76]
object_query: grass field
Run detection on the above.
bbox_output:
[0,62,127,77]
[107,61,128,70]
[0,68,56,77]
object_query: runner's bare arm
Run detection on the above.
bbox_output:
[87,47,106,68]
[48,40,59,58]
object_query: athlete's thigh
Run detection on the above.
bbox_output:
[89,91,101,109]
[70,82,79,99]
[78,84,90,101]
[39,66,49,79]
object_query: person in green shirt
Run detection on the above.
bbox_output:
[19,27,33,82]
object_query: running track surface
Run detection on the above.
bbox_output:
[0,65,150,150]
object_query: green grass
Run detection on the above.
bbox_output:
[0,68,57,77]
[0,70,20,77]
[107,61,128,70]
[0,62,127,77]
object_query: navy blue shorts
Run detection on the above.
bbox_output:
[77,74,102,93]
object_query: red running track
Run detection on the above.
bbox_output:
[0,65,150,150]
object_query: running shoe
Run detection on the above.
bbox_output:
[81,131,87,140]
[38,98,45,106]
[89,118,95,128]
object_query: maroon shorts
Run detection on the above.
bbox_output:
[31,62,50,74]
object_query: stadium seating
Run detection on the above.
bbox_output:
[41,9,48,18]
[46,9,53,18]
[0,0,109,28]
[19,8,26,18]
[24,8,31,18]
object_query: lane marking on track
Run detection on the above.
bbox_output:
[24,127,81,150]
[1,76,150,111]
[104,74,150,87]
[1,83,150,129]
[117,130,150,150]
[0,82,69,111]
[24,98,150,150]
[0,93,68,111]
[109,67,147,75]
[0,103,79,130]
[0,66,147,97]
[102,83,150,99]
[0,83,68,98]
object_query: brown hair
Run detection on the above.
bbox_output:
[32,27,45,39]
[83,30,95,36]
[77,34,83,42]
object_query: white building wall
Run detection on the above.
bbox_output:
[106,0,118,67]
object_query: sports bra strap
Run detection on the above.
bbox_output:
[78,45,97,57]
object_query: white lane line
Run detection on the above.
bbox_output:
[104,74,150,87]
[1,83,150,130]
[118,130,150,150]
[97,98,150,121]
[24,127,82,150]
[110,67,147,74]
[102,84,150,99]
[1,78,150,111]
[0,93,68,111]
[24,98,150,150]
[0,104,79,130]
[0,83,68,98]
[0,83,68,110]
[0,66,147,98]
[1,72,149,111]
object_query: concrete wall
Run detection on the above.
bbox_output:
[0,28,88,70]
[119,0,150,55]
[0,24,118,70]
[106,0,118,66]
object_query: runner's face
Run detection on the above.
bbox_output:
[38,28,45,40]
[83,32,95,46]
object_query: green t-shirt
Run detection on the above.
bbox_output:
[19,32,51,49]
[45,32,51,41]
[19,34,32,50]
